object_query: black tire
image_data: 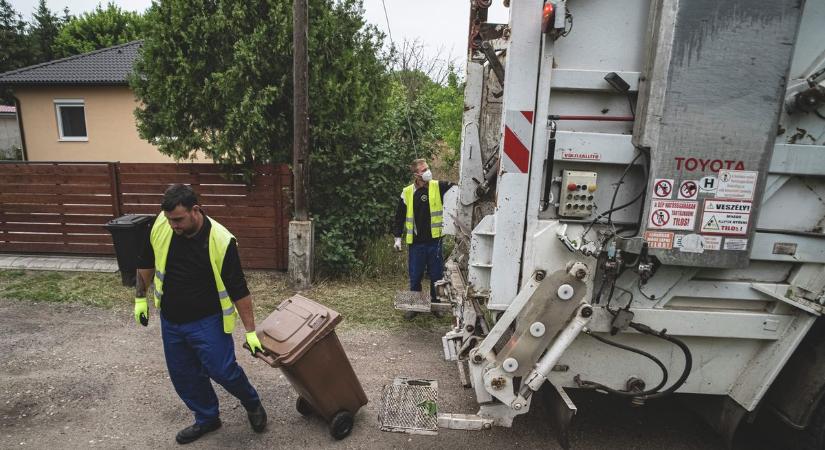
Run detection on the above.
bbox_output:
[800,399,825,450]
[329,410,354,440]
[295,396,315,417]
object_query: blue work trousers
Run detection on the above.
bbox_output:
[408,239,444,301]
[161,313,260,425]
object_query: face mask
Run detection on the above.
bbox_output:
[421,169,433,182]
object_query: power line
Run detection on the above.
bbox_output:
[381,0,419,158]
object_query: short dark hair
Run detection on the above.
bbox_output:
[161,184,198,211]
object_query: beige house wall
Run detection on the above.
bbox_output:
[14,86,205,163]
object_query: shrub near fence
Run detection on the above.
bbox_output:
[0,162,291,270]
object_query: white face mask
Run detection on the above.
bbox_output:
[421,169,433,182]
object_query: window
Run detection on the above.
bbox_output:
[54,99,88,141]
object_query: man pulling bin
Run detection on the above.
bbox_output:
[133,184,266,444]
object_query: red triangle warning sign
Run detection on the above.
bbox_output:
[704,215,720,231]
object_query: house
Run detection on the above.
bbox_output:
[0,41,192,163]
[0,105,22,159]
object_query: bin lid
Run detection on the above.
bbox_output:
[256,294,341,366]
[104,214,155,229]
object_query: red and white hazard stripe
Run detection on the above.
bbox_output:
[502,110,534,173]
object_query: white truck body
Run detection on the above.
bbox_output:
[441,0,825,446]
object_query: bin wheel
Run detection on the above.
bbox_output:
[296,396,315,417]
[329,410,354,440]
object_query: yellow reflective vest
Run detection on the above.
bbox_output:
[402,180,443,244]
[149,212,238,333]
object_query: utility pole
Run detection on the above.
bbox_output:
[293,0,309,221]
[288,0,314,289]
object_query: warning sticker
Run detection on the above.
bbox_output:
[648,200,697,230]
[560,150,601,161]
[700,211,749,235]
[716,170,757,200]
[676,234,705,253]
[704,200,752,214]
[673,234,722,252]
[653,179,674,199]
[724,238,749,251]
[678,180,698,200]
[702,235,722,250]
[644,231,674,249]
[699,176,717,193]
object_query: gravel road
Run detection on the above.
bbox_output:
[0,298,756,449]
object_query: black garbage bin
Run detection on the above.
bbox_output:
[104,214,155,286]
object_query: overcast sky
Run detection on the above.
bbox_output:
[10,0,509,72]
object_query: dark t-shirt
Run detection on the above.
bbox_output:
[393,180,454,243]
[137,214,250,324]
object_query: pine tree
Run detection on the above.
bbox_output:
[30,0,62,61]
[0,0,31,103]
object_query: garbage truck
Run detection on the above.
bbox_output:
[424,0,825,447]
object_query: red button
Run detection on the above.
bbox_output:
[567,183,577,191]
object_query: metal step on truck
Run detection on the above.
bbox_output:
[383,0,825,448]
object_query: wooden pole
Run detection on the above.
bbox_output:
[293,0,309,221]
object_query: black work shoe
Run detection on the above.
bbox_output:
[175,419,221,444]
[246,403,267,433]
[403,311,418,321]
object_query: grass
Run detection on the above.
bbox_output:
[0,268,451,331]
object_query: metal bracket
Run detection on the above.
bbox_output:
[750,283,823,316]
[437,413,493,431]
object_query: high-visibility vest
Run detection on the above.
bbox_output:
[149,212,237,333]
[402,180,443,244]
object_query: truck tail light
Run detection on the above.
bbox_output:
[542,2,555,33]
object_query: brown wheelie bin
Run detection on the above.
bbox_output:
[249,294,367,440]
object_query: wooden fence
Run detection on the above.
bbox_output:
[0,162,291,270]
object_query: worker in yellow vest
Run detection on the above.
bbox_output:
[133,184,266,444]
[393,159,455,320]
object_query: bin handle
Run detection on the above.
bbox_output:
[309,313,327,329]
[243,343,279,368]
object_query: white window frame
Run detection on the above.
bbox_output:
[54,99,88,142]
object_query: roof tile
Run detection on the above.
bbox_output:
[0,41,141,86]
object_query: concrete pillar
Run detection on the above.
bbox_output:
[288,220,314,289]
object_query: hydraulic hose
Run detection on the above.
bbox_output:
[580,328,669,395]
[577,322,692,400]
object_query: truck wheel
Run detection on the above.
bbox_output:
[296,396,315,417]
[800,400,825,450]
[329,410,354,440]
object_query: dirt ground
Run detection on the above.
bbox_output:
[1,298,744,449]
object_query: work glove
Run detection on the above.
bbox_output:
[245,331,263,356]
[134,297,149,326]
[394,237,402,252]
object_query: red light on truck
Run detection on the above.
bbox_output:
[542,2,555,33]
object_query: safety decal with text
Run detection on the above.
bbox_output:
[648,200,697,231]
[723,238,749,251]
[700,200,751,235]
[644,231,674,249]
[716,170,758,200]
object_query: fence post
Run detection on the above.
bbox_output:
[108,162,122,218]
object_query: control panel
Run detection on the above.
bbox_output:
[559,170,598,218]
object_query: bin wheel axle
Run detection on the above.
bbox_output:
[296,396,315,417]
[330,410,354,440]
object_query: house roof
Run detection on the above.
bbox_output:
[0,41,141,86]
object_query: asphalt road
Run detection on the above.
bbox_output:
[1,298,781,449]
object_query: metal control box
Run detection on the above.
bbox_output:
[558,170,597,218]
